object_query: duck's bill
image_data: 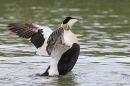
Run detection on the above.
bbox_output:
[75,18,83,20]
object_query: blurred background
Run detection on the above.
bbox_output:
[0,0,130,86]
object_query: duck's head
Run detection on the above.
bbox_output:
[61,17,82,30]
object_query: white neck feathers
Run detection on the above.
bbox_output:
[68,19,78,28]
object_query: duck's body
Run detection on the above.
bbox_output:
[8,17,81,76]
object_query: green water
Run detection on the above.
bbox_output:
[0,0,130,86]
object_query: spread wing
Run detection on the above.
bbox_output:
[8,23,70,56]
[8,23,53,56]
[46,27,64,55]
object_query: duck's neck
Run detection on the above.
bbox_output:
[63,30,79,45]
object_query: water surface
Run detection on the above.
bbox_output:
[0,0,130,86]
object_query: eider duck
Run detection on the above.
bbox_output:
[8,17,82,76]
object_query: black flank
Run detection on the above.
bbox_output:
[58,43,80,75]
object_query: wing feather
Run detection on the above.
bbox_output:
[8,23,67,56]
[8,23,52,49]
[46,27,64,55]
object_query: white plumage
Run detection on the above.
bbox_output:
[36,26,53,56]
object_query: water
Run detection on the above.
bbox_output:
[0,0,130,86]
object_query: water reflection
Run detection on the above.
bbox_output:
[45,74,78,86]
[56,74,77,86]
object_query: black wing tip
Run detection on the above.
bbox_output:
[8,23,20,27]
[8,22,45,49]
[8,23,36,31]
[8,23,14,28]
[8,23,37,38]
[8,23,32,27]
[8,23,19,31]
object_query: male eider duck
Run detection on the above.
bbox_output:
[8,17,82,76]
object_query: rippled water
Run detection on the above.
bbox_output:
[0,0,130,86]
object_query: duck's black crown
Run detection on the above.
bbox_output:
[62,17,73,24]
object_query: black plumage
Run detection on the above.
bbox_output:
[58,43,80,75]
[41,43,80,76]
[8,17,81,76]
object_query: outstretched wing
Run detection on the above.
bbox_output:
[8,23,53,56]
[46,27,64,55]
